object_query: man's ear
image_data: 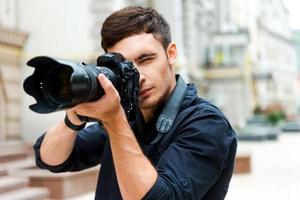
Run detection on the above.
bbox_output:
[166,42,177,66]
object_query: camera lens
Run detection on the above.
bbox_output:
[42,66,74,105]
[23,53,134,114]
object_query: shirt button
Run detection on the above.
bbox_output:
[180,179,189,187]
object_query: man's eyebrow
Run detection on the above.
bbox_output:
[135,53,157,61]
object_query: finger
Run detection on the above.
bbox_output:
[98,74,118,96]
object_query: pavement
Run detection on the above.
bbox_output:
[226,133,300,200]
[68,133,300,200]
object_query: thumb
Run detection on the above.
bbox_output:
[98,74,117,96]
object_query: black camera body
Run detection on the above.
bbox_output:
[23,52,140,122]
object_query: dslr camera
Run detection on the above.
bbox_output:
[23,52,140,122]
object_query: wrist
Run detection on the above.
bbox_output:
[64,115,86,131]
[66,111,85,125]
[102,107,127,128]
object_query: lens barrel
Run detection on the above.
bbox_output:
[24,56,117,113]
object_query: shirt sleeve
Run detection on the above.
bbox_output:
[33,122,108,173]
[142,112,237,200]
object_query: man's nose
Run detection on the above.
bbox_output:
[133,64,145,84]
[139,72,146,85]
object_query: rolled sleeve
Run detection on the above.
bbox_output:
[33,123,108,172]
[142,176,170,200]
[33,133,74,172]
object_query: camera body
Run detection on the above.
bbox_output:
[23,52,140,122]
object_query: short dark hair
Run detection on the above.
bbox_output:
[101,6,171,52]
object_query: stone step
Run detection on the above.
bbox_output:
[0,168,7,177]
[14,167,99,199]
[0,141,32,164]
[0,176,29,194]
[0,158,35,173]
[0,187,49,200]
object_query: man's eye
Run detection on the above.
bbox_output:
[140,57,152,63]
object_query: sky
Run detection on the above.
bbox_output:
[283,0,300,30]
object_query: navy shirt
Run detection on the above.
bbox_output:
[33,79,237,200]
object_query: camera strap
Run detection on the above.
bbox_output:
[132,75,187,145]
[151,75,187,144]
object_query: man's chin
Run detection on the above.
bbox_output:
[138,101,155,110]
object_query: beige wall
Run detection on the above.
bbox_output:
[0,74,5,140]
[0,27,27,141]
[0,52,23,141]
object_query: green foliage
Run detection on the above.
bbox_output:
[266,111,286,125]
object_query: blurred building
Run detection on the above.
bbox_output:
[0,0,27,141]
[0,0,297,139]
[293,31,300,70]
[293,30,300,112]
[255,0,298,116]
[182,0,217,86]
[202,0,298,127]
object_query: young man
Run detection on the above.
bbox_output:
[33,7,237,200]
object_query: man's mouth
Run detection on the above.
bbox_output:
[139,88,152,97]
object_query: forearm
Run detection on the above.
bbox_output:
[40,120,77,166]
[103,110,157,200]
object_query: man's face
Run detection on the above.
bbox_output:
[107,33,177,114]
